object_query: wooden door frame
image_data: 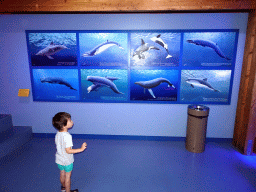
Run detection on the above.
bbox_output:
[232,10,256,155]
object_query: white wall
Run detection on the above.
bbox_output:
[0,13,248,138]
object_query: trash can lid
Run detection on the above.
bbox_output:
[188,104,209,111]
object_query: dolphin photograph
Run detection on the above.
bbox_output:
[27,32,77,66]
[81,69,128,102]
[185,78,220,92]
[82,40,124,57]
[180,70,232,103]
[79,33,128,67]
[130,70,178,101]
[36,42,68,60]
[32,69,79,101]
[130,32,181,67]
[182,32,237,67]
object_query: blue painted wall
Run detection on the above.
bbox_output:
[0,13,248,138]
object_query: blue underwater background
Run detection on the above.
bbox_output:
[81,69,128,102]
[32,69,79,101]
[27,30,237,104]
[130,70,178,101]
[28,33,77,66]
[182,32,236,67]
[180,70,231,103]
[79,33,128,67]
[130,32,181,68]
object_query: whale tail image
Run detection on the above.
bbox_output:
[166,53,172,59]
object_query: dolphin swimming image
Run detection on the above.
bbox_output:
[82,40,124,57]
[86,76,123,94]
[186,39,231,60]
[36,42,68,59]
[133,39,160,59]
[185,78,220,92]
[40,77,77,90]
[150,34,172,59]
[135,78,175,98]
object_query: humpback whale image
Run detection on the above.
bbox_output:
[186,39,231,60]
[86,76,123,94]
[36,42,68,59]
[135,78,175,98]
[87,77,120,93]
[133,39,160,59]
[186,78,219,92]
[150,34,172,59]
[82,40,124,57]
[40,77,77,90]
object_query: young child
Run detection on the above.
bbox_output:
[52,112,87,192]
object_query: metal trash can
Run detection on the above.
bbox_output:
[185,105,210,153]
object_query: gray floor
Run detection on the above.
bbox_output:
[0,137,256,192]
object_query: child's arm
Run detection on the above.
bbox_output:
[66,142,87,154]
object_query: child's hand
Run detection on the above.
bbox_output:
[81,142,87,151]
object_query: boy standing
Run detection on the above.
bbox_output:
[52,112,87,192]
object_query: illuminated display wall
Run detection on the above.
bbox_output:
[27,29,238,104]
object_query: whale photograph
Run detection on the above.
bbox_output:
[130,69,178,101]
[32,69,79,101]
[182,31,237,67]
[130,32,181,67]
[81,69,128,102]
[27,32,77,66]
[180,70,232,103]
[79,33,128,67]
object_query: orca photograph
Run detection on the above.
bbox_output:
[130,32,181,67]
[31,69,80,101]
[180,70,232,103]
[130,69,178,101]
[79,33,128,67]
[27,32,78,66]
[182,31,238,67]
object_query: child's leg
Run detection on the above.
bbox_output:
[60,170,66,189]
[65,171,72,192]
